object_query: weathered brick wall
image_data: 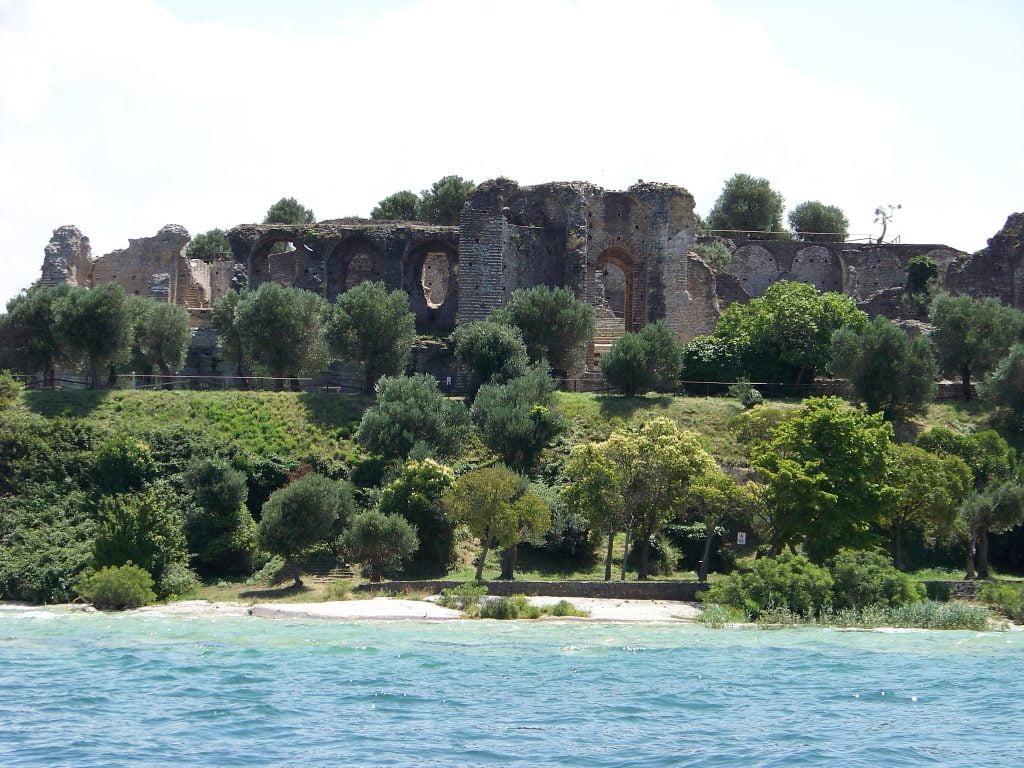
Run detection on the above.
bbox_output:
[41,225,93,287]
[355,579,709,601]
[88,225,193,303]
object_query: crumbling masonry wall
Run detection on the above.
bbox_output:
[226,219,460,331]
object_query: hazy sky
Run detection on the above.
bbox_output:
[1,0,1021,306]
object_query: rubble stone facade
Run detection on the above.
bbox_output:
[38,181,1023,375]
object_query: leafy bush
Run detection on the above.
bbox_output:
[437,581,488,610]
[479,594,542,620]
[727,379,763,408]
[626,534,681,576]
[342,509,419,582]
[76,563,156,610]
[701,553,834,618]
[543,599,589,618]
[828,549,925,610]
[0,370,23,408]
[977,581,1024,623]
[94,436,155,494]
[159,563,200,598]
[324,580,352,600]
[600,321,683,396]
[378,459,456,576]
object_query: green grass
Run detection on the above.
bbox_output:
[700,601,994,631]
[18,389,371,465]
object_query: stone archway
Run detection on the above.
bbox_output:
[326,239,385,301]
[590,248,637,362]
[248,236,315,291]
[404,241,459,331]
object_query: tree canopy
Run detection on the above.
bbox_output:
[234,283,329,383]
[416,175,475,225]
[371,191,420,221]
[185,229,231,262]
[442,465,550,580]
[750,397,894,562]
[356,374,471,460]
[929,293,1024,400]
[453,320,529,398]
[706,173,786,240]
[326,281,416,394]
[0,283,70,387]
[263,197,315,226]
[377,459,456,577]
[342,510,418,582]
[600,321,682,396]
[127,298,192,384]
[55,283,133,388]
[491,285,596,376]
[830,315,937,420]
[471,365,566,472]
[978,343,1024,423]
[788,201,849,242]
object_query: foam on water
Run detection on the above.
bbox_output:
[1,607,1022,767]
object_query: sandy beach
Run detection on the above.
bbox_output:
[133,596,701,622]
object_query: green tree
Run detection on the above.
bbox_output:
[787,201,849,242]
[342,510,419,582]
[491,285,596,376]
[928,292,1024,400]
[326,281,416,394]
[258,474,355,586]
[127,298,192,386]
[183,458,257,577]
[828,549,924,610]
[713,281,867,385]
[680,336,744,383]
[587,418,714,580]
[702,552,834,619]
[904,254,939,305]
[600,321,682,396]
[235,283,329,386]
[92,486,189,588]
[377,459,456,577]
[453,320,529,398]
[55,283,133,388]
[185,229,231,262]
[371,190,420,221]
[442,465,550,581]
[561,443,626,580]
[263,197,315,225]
[978,343,1024,424]
[830,316,937,420]
[961,482,1024,579]
[211,289,248,384]
[416,175,475,225]
[884,444,972,570]
[706,173,786,240]
[356,374,471,460]
[471,366,566,472]
[94,436,155,495]
[750,397,894,562]
[686,469,756,582]
[916,427,1016,491]
[0,284,70,387]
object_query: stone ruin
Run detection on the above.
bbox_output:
[38,180,1023,376]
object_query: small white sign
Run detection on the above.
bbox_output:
[737,532,747,545]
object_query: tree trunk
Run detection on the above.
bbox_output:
[604,528,615,581]
[371,561,382,583]
[699,519,716,582]
[978,529,990,579]
[159,362,172,390]
[499,545,517,580]
[961,365,972,401]
[474,534,492,581]
[893,520,904,571]
[638,534,651,581]
[288,558,303,588]
[290,376,301,392]
[965,532,978,580]
[620,527,631,581]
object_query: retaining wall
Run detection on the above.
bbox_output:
[354,579,709,601]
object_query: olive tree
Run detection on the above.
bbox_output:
[453,320,529,398]
[788,201,849,242]
[491,285,596,376]
[0,283,70,387]
[416,175,475,225]
[326,281,416,394]
[706,173,786,240]
[371,191,419,221]
[55,284,133,388]
[342,510,419,582]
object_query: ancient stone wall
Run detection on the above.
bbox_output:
[227,219,460,331]
[40,225,93,287]
[456,179,700,362]
[945,212,1024,310]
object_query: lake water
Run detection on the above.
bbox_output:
[1,605,1021,767]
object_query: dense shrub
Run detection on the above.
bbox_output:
[702,553,834,618]
[977,581,1024,623]
[94,436,155,494]
[159,562,200,598]
[479,594,542,620]
[437,582,488,611]
[184,458,257,577]
[828,549,925,610]
[342,509,419,582]
[600,321,683,396]
[727,379,763,408]
[377,459,456,577]
[0,370,22,408]
[76,563,156,610]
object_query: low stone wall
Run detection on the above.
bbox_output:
[354,579,709,601]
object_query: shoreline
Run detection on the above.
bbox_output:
[1,596,702,623]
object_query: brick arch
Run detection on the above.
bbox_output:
[248,234,315,291]
[325,238,386,302]
[403,240,459,331]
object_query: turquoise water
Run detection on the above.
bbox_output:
[1,607,1022,767]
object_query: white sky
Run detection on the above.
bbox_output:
[1,0,1022,306]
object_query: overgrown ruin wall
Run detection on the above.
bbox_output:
[226,219,460,331]
[38,184,1023,381]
